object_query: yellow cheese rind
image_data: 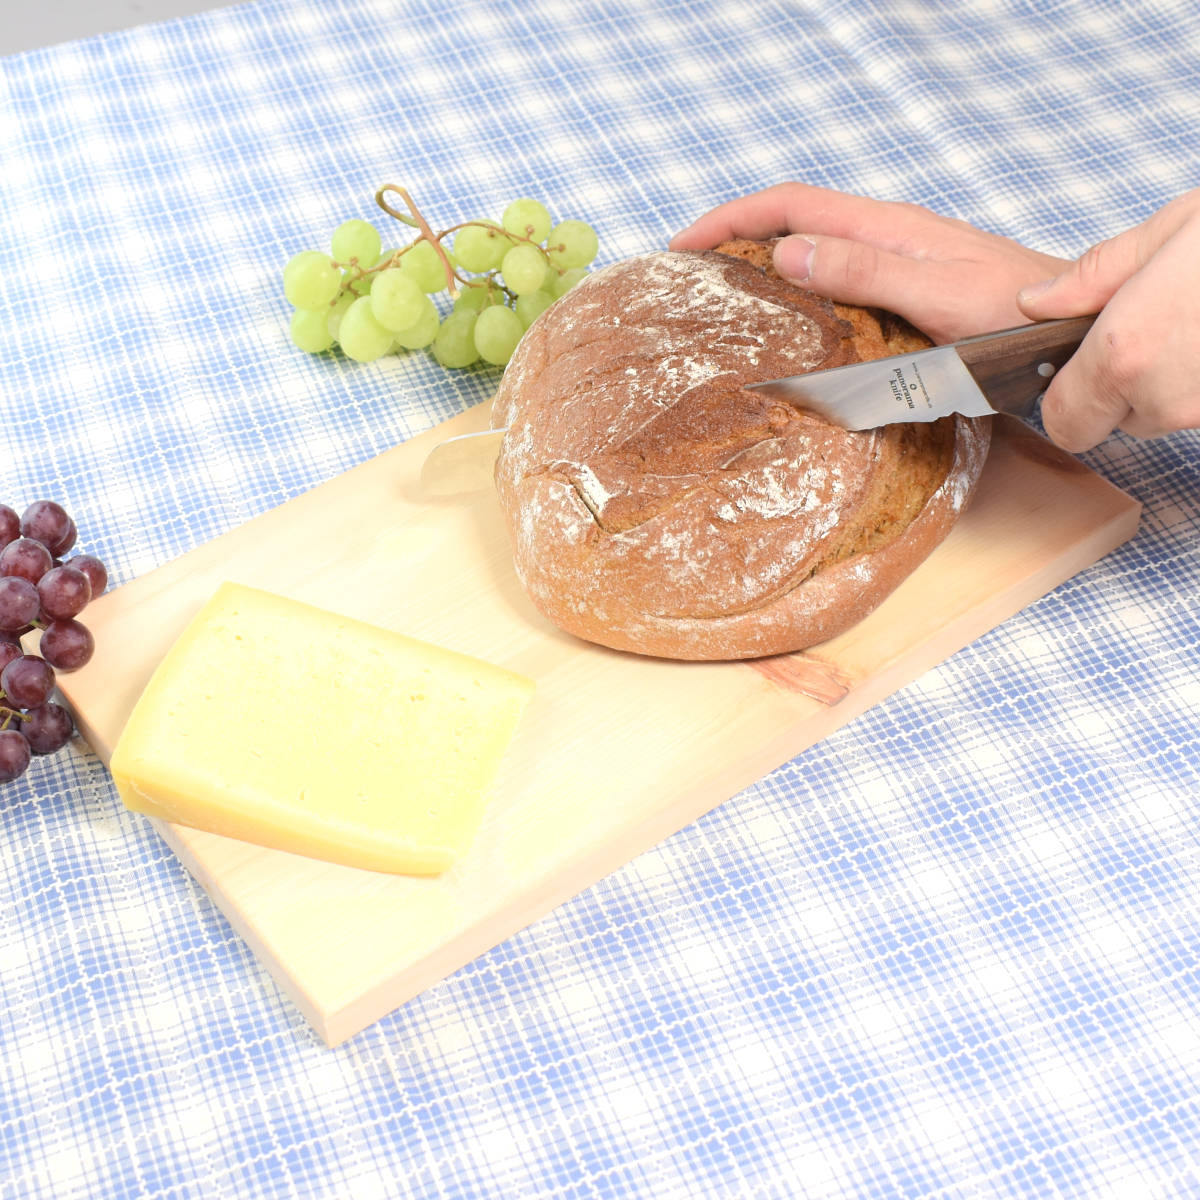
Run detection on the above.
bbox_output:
[109,582,534,875]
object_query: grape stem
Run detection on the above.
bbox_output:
[375,185,462,298]
[368,184,558,305]
[0,703,28,729]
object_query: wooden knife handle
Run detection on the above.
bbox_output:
[954,316,1097,415]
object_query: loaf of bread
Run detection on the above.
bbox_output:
[491,242,991,660]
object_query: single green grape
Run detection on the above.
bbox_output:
[401,241,450,292]
[473,305,525,366]
[326,292,356,340]
[432,310,481,368]
[553,266,588,296]
[344,269,373,296]
[338,295,394,362]
[283,250,341,309]
[515,289,555,328]
[453,289,486,312]
[501,243,549,295]
[290,308,334,353]
[453,222,511,273]
[501,198,552,243]
[331,219,382,265]
[392,297,440,349]
[547,220,599,269]
[370,270,426,331]
[453,283,504,312]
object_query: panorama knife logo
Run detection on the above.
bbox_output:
[888,359,935,414]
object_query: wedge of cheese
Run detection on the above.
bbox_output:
[110,582,534,875]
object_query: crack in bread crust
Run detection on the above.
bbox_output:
[493,247,991,660]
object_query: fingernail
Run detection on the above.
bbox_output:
[1017,276,1056,305]
[775,236,816,284]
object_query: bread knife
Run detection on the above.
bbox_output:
[418,316,1095,497]
[748,315,1095,429]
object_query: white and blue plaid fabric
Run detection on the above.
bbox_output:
[3,1,1200,1196]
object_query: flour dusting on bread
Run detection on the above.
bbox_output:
[492,247,990,660]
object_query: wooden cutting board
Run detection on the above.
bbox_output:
[59,407,1140,1045]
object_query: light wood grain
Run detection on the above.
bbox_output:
[59,410,1140,1045]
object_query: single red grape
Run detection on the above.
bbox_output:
[64,554,107,598]
[37,566,91,620]
[21,702,73,755]
[39,620,94,672]
[50,519,77,558]
[20,501,72,552]
[0,577,39,632]
[0,729,31,782]
[0,537,53,585]
[0,505,18,550]
[0,639,22,675]
[1,655,55,709]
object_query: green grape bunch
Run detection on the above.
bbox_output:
[282,186,600,370]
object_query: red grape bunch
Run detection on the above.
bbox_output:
[0,500,108,784]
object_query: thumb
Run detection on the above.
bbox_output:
[1017,230,1143,320]
[773,233,931,320]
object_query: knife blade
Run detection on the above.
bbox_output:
[418,426,508,497]
[748,315,1095,429]
[418,316,1096,496]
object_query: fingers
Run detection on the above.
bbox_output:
[1044,323,1200,452]
[672,186,1069,343]
[772,233,1030,343]
[1039,337,1188,452]
[1017,189,1200,321]
[669,182,940,253]
[1038,347,1133,453]
[1016,231,1144,320]
[669,184,812,250]
[1033,212,1200,452]
[773,233,951,331]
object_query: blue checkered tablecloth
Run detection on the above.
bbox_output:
[2,1,1200,1196]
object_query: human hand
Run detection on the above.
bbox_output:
[1016,189,1200,451]
[669,182,1070,344]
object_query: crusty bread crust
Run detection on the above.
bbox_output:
[492,246,991,660]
